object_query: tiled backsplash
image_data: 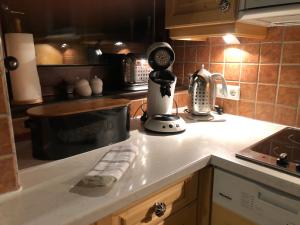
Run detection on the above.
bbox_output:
[172,26,300,127]
[0,63,19,194]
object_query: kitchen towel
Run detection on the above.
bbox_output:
[82,144,138,187]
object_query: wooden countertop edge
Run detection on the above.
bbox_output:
[27,98,131,118]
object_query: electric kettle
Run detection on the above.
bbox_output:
[188,65,227,116]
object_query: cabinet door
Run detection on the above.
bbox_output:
[165,0,238,29]
[158,201,197,225]
[211,203,258,225]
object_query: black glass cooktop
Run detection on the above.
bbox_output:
[236,127,300,177]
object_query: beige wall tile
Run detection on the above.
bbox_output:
[241,44,260,63]
[277,87,300,107]
[210,64,224,74]
[196,45,210,62]
[261,43,282,63]
[239,101,255,118]
[241,65,258,83]
[224,63,240,81]
[184,46,197,62]
[257,85,277,104]
[240,83,257,101]
[264,27,283,42]
[174,46,185,62]
[283,43,300,64]
[223,99,238,115]
[284,26,300,41]
[259,65,279,84]
[210,46,224,63]
[274,106,297,126]
[225,45,242,63]
[255,103,274,122]
[280,66,300,86]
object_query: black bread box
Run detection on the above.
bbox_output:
[26,98,131,160]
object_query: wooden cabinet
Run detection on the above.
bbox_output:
[94,216,112,225]
[165,0,267,40]
[92,167,214,225]
[159,201,197,225]
[165,0,239,29]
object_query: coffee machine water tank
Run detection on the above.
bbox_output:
[147,70,176,117]
[146,42,176,117]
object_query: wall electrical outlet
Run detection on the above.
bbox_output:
[216,84,240,101]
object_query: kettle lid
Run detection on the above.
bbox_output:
[197,64,211,77]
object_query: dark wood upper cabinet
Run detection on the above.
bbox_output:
[5,0,156,41]
[1,0,167,65]
[165,0,238,29]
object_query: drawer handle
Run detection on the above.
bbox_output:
[154,202,166,217]
[219,0,230,13]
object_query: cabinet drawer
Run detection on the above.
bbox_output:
[113,173,198,225]
[158,201,197,225]
[166,0,238,29]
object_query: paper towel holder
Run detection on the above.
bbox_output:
[5,33,43,105]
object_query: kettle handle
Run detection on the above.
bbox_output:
[210,73,227,108]
[188,73,195,94]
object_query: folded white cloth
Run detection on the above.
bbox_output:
[82,144,138,187]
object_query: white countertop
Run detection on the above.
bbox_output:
[0,114,299,225]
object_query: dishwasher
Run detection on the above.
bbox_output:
[211,168,300,225]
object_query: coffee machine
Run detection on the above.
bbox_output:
[144,42,186,133]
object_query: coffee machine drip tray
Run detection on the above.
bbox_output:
[236,127,300,177]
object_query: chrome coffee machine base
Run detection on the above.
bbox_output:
[182,110,226,122]
[186,113,214,121]
[144,114,186,134]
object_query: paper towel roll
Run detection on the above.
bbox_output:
[5,33,43,104]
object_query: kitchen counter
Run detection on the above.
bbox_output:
[0,114,299,225]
